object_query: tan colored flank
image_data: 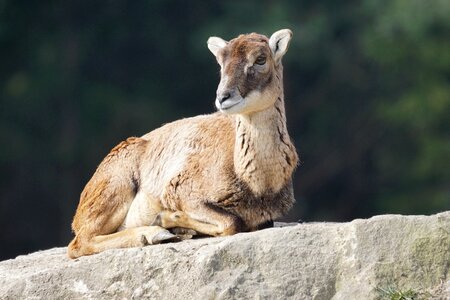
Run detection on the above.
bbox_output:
[68,29,299,258]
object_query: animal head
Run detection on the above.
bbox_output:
[207,29,292,115]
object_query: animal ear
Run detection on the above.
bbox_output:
[207,37,228,57]
[269,29,293,63]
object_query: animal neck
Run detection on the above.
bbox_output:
[233,66,298,196]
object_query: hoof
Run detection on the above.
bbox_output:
[176,234,193,241]
[141,235,150,246]
[151,214,162,227]
[171,227,197,236]
[151,231,180,244]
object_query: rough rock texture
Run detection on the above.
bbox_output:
[1,212,449,300]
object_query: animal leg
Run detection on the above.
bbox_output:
[68,181,179,259]
[68,225,179,258]
[68,137,180,258]
[153,203,246,237]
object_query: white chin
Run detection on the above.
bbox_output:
[216,98,244,114]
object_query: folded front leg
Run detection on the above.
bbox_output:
[153,203,246,237]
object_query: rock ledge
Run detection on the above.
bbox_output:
[1,212,449,299]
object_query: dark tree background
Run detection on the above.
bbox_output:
[1,0,449,260]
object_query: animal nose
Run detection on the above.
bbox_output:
[218,91,231,104]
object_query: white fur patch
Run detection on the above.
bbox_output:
[119,192,159,229]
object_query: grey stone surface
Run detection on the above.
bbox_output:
[1,212,449,299]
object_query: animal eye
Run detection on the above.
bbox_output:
[255,56,266,65]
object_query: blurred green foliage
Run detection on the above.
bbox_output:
[0,0,449,259]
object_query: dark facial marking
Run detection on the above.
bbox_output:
[220,33,274,98]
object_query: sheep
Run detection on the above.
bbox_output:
[68,29,298,258]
